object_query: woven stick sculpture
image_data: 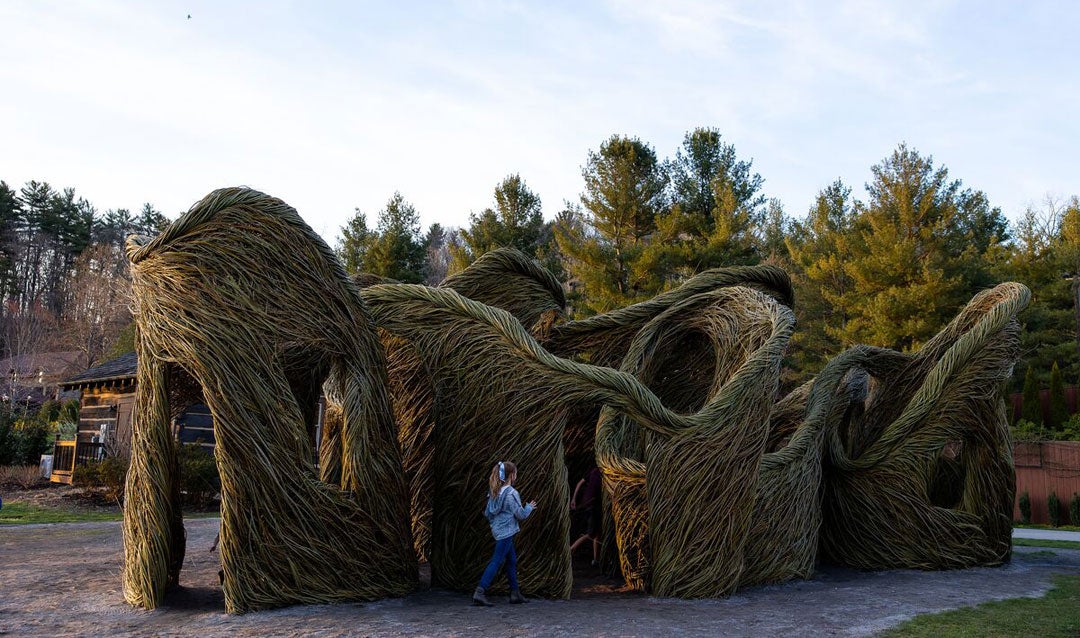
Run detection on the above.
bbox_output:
[595,287,795,596]
[820,282,1030,570]
[360,283,798,598]
[123,187,415,613]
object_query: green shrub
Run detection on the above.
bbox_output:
[1071,493,1080,527]
[1012,419,1045,442]
[13,418,51,465]
[97,456,128,503]
[73,456,129,504]
[37,399,60,424]
[1058,414,1080,442]
[0,406,14,466]
[72,461,100,489]
[1049,492,1062,527]
[55,420,77,441]
[178,441,219,509]
[1019,491,1032,524]
[60,399,79,425]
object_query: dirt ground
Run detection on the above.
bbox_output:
[2,517,1079,638]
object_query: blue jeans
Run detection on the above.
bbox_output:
[478,536,518,590]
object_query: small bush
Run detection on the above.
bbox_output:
[1049,492,1062,527]
[1019,491,1032,524]
[55,420,77,441]
[0,464,42,488]
[1071,493,1080,527]
[1012,419,1045,442]
[72,461,100,489]
[178,441,219,509]
[13,419,52,466]
[37,399,60,424]
[1058,414,1080,442]
[73,456,129,504]
[60,399,79,425]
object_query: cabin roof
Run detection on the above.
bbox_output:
[60,352,138,389]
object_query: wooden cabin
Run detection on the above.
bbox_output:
[53,353,215,483]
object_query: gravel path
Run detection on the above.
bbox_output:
[2,518,1078,637]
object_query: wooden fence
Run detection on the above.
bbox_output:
[1014,441,1080,525]
[49,437,105,485]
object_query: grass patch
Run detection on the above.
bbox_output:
[0,501,122,524]
[1024,550,1058,559]
[882,574,1080,637]
[0,501,220,524]
[1014,538,1080,551]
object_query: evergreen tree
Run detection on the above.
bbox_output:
[557,135,667,315]
[364,192,426,283]
[666,127,765,269]
[135,203,169,235]
[423,223,450,285]
[452,174,545,272]
[1049,361,1068,431]
[1003,197,1080,388]
[336,208,373,276]
[1021,365,1042,425]
[841,144,1004,351]
[0,181,21,299]
[786,180,860,375]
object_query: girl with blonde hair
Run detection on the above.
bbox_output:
[472,460,537,606]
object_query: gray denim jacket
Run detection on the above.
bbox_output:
[484,485,534,540]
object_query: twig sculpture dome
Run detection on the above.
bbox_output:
[119,187,1031,613]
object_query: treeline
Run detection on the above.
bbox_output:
[336,128,1080,387]
[0,181,169,368]
[3,130,1078,390]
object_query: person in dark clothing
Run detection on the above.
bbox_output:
[569,465,602,566]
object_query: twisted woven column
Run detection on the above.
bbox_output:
[121,331,184,609]
[820,282,1030,570]
[596,287,795,595]
[124,187,415,613]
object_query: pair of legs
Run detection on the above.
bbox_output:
[479,536,519,591]
[570,532,600,563]
[570,506,601,564]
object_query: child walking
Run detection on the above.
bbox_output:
[472,461,536,606]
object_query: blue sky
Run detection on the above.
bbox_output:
[1,1,1077,242]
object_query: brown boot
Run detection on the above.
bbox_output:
[472,586,494,606]
[509,588,529,604]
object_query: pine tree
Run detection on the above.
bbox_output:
[451,174,545,272]
[556,135,667,315]
[841,144,1003,351]
[1003,197,1080,389]
[786,180,860,375]
[336,208,373,276]
[1021,365,1042,426]
[666,127,765,270]
[364,192,426,283]
[1049,361,1068,431]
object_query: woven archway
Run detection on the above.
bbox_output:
[123,187,415,613]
